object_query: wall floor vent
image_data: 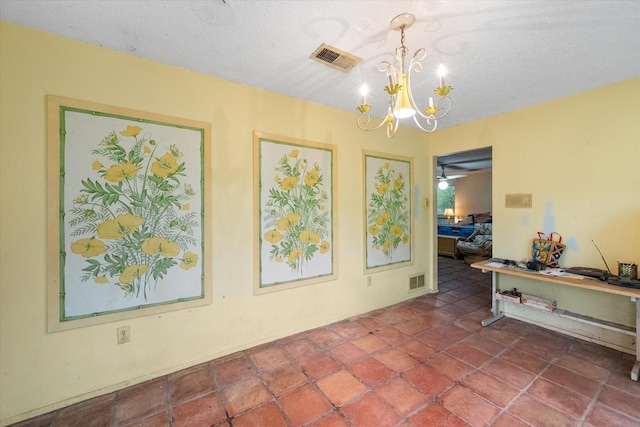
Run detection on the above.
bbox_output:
[310,43,362,72]
[409,273,425,291]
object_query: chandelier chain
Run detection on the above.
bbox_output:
[399,27,407,58]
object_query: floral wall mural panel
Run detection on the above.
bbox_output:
[254,132,337,292]
[364,151,413,271]
[47,96,211,331]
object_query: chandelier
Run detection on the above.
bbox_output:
[356,13,453,138]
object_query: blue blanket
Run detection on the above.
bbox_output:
[437,225,475,238]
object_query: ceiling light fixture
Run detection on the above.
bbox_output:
[357,13,453,138]
[438,165,449,190]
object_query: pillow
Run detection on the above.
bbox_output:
[474,223,492,235]
[474,212,491,223]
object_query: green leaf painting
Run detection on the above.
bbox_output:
[60,108,205,319]
[257,135,335,289]
[365,153,412,270]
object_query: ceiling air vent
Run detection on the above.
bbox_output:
[409,273,425,291]
[310,43,362,72]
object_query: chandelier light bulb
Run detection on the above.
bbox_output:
[360,84,368,105]
[438,64,446,87]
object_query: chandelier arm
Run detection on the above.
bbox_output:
[377,60,395,73]
[411,114,438,133]
[386,118,399,138]
[407,61,422,75]
[357,113,392,132]
[406,48,426,78]
[436,96,452,115]
[412,48,427,62]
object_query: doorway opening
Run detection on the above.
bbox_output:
[434,147,492,287]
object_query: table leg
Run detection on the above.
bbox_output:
[482,271,504,327]
[632,298,640,381]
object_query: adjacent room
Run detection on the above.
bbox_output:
[435,147,493,264]
[1,1,639,426]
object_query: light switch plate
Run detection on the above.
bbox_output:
[505,193,532,208]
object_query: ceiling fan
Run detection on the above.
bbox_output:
[437,165,468,190]
[437,165,467,181]
[437,165,450,190]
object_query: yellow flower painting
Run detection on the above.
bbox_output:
[259,138,333,284]
[366,154,411,265]
[67,124,200,301]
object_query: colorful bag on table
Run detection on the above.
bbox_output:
[531,232,566,267]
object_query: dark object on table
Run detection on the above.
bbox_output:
[565,266,640,289]
[526,260,546,271]
[607,276,640,289]
[565,267,609,280]
[618,262,638,280]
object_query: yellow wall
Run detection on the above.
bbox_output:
[453,171,493,220]
[0,22,434,424]
[430,77,640,344]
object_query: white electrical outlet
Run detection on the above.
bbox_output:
[117,326,131,344]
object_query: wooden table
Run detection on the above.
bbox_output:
[471,260,640,381]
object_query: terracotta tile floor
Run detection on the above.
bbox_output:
[13,257,640,426]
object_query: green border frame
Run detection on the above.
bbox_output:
[363,150,414,272]
[47,96,213,332]
[253,131,338,294]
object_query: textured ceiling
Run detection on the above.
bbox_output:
[1,0,639,133]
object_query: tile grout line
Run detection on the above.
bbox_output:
[485,335,576,426]
[577,367,614,427]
